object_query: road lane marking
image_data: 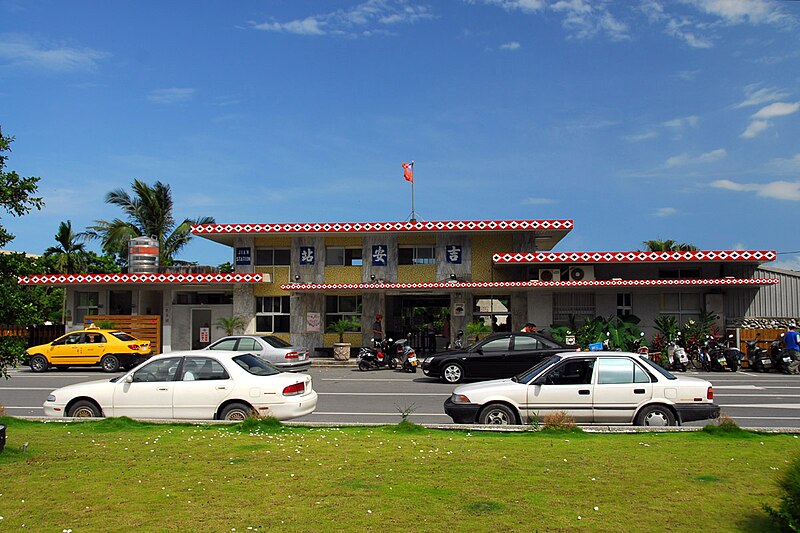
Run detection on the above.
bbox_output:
[722,404,800,409]
[713,385,763,390]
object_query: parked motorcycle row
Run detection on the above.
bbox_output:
[745,334,798,374]
[357,337,418,373]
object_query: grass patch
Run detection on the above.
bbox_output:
[0,417,797,531]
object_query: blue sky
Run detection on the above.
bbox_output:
[1,0,799,268]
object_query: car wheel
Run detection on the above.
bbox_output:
[479,403,517,425]
[220,402,254,421]
[635,405,676,427]
[68,400,102,418]
[29,354,48,373]
[441,363,464,384]
[100,354,120,373]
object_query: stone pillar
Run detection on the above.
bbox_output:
[511,292,528,332]
[436,233,472,281]
[233,236,255,273]
[290,292,325,355]
[233,283,256,333]
[361,293,385,347]
[363,234,398,283]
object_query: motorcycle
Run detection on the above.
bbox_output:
[357,338,399,371]
[707,335,741,372]
[769,335,795,374]
[745,335,773,372]
[453,329,464,350]
[665,334,688,372]
[393,338,418,373]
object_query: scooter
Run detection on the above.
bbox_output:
[769,335,795,374]
[453,329,464,350]
[746,336,773,372]
[357,338,399,371]
[394,338,418,373]
[706,335,740,372]
[665,334,688,372]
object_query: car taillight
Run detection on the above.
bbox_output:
[283,382,305,396]
[128,344,140,350]
[285,351,299,360]
[707,386,714,400]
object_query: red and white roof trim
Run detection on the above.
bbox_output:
[17,273,264,285]
[280,278,778,291]
[493,250,777,264]
[192,219,574,235]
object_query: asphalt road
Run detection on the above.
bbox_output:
[1,365,799,428]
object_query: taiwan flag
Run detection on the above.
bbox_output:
[402,162,413,183]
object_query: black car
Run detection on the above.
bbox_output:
[421,332,571,384]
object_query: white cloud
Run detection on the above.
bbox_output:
[736,84,791,108]
[624,131,658,142]
[551,0,630,41]
[752,101,800,119]
[768,153,800,174]
[686,0,790,25]
[654,207,678,217]
[666,148,726,167]
[0,33,108,72]
[662,115,699,129]
[740,120,770,138]
[664,17,713,48]
[478,0,546,13]
[248,0,434,37]
[521,197,556,205]
[711,179,800,201]
[147,88,195,104]
[500,40,521,50]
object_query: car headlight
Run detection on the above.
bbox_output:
[451,393,471,404]
[47,394,56,402]
[423,357,434,364]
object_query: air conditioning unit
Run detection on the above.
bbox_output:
[538,269,562,282]
[568,266,595,281]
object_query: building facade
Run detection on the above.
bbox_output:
[18,219,781,354]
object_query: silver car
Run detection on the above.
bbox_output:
[205,335,311,372]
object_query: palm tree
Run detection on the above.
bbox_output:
[87,179,215,267]
[215,315,247,336]
[44,220,89,322]
[44,220,88,274]
[642,239,698,252]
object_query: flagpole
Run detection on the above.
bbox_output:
[410,161,416,222]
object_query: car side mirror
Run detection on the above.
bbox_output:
[475,348,483,355]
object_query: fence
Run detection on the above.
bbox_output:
[737,328,784,352]
[0,324,65,346]
[84,315,162,355]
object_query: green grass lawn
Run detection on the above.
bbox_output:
[0,417,795,532]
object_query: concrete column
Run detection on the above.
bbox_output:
[436,233,472,281]
[233,283,256,333]
[233,236,255,274]
[290,292,325,354]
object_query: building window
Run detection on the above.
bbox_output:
[325,295,362,329]
[256,296,290,333]
[326,247,363,266]
[659,268,701,280]
[75,291,99,324]
[553,293,596,325]
[255,248,291,266]
[660,292,701,326]
[617,293,632,318]
[175,292,233,305]
[473,295,511,331]
[399,246,435,265]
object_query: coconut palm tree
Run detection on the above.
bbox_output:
[642,239,698,252]
[87,179,215,267]
[44,220,88,274]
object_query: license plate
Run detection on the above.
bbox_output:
[783,357,792,363]
[717,358,726,363]
[299,353,307,360]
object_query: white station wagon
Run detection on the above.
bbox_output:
[43,350,318,421]
[444,351,719,426]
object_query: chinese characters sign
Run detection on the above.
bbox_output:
[446,245,462,264]
[372,245,387,266]
[300,246,315,265]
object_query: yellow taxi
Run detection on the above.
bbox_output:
[26,325,152,373]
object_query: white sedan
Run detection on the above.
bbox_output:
[43,350,318,421]
[444,351,720,426]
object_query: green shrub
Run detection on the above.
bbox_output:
[764,454,800,531]
[0,337,26,379]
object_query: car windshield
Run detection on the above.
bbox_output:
[638,355,677,380]
[233,353,281,376]
[261,336,291,348]
[514,355,561,384]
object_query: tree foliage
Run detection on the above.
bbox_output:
[87,179,214,267]
[642,239,698,252]
[0,126,44,247]
[44,220,88,274]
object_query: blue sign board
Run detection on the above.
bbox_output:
[371,245,388,266]
[235,247,251,266]
[446,245,462,264]
[299,246,315,265]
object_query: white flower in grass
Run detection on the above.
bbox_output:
[594,506,599,511]
[578,516,582,520]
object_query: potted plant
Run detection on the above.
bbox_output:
[327,318,358,361]
[467,319,491,343]
[215,315,248,336]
